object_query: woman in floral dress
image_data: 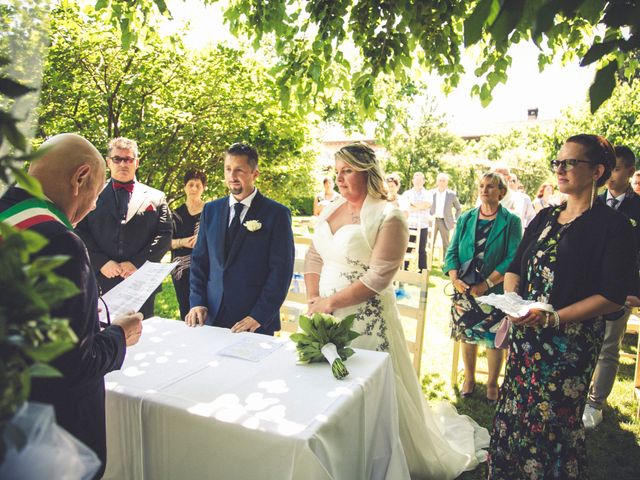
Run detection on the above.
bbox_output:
[489,134,637,479]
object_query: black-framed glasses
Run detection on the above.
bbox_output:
[109,155,136,164]
[98,295,111,329]
[550,159,593,172]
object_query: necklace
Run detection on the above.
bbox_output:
[347,205,361,224]
[480,205,498,217]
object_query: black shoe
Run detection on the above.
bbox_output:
[461,382,476,398]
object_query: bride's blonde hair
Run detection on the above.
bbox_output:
[335,143,388,200]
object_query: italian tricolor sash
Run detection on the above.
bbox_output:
[0,198,73,231]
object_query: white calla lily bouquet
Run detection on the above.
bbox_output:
[290,313,360,379]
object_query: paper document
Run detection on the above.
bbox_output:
[217,337,284,362]
[475,292,554,318]
[99,261,177,324]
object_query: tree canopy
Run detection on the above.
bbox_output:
[39,2,316,208]
[100,0,639,116]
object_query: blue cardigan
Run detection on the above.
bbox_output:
[443,205,522,294]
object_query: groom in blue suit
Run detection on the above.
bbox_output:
[186,143,294,335]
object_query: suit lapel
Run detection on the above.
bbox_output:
[216,199,229,266]
[224,191,265,269]
[99,181,120,222]
[125,182,147,223]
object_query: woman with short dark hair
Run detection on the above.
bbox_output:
[171,170,207,320]
[489,134,637,479]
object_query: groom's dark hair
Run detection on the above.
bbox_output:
[226,142,259,170]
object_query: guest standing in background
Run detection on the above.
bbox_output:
[632,170,640,195]
[171,170,207,320]
[509,173,536,228]
[444,172,522,403]
[533,182,555,212]
[385,172,406,212]
[489,134,636,479]
[313,175,340,216]
[583,145,640,429]
[76,137,172,318]
[430,172,462,255]
[401,171,431,272]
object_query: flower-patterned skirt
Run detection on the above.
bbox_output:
[488,317,605,479]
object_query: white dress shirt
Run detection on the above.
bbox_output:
[228,187,258,225]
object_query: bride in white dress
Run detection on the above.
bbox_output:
[304,144,489,479]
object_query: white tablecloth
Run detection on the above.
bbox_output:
[104,318,409,480]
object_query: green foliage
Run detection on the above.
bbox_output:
[383,102,464,191]
[289,196,314,216]
[548,79,640,156]
[0,223,79,462]
[103,1,639,115]
[38,3,315,207]
[0,1,79,462]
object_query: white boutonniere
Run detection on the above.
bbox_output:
[244,220,262,232]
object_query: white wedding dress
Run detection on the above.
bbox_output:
[305,196,489,480]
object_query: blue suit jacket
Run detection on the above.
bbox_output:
[189,191,294,335]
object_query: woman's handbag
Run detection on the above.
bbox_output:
[458,258,483,286]
[494,317,510,349]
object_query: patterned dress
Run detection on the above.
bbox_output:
[489,206,605,479]
[451,218,505,348]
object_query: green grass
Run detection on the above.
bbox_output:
[155,261,640,480]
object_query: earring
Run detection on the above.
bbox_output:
[590,178,596,208]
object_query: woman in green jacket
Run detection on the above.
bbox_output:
[443,172,522,403]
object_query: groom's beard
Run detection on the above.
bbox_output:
[228,184,243,195]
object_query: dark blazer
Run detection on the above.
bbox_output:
[0,187,126,476]
[598,187,640,296]
[508,202,636,310]
[190,190,294,335]
[443,205,522,294]
[76,179,172,293]
[430,188,462,230]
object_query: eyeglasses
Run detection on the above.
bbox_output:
[109,155,136,164]
[550,159,593,172]
[386,178,398,184]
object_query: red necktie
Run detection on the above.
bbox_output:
[113,181,134,193]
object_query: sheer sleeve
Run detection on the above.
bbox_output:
[360,213,409,293]
[304,241,323,275]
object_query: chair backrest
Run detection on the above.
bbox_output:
[403,219,435,272]
[280,247,429,376]
[403,227,421,272]
[394,268,429,374]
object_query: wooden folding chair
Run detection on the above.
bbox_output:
[404,227,421,272]
[394,268,429,375]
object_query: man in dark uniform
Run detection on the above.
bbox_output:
[584,145,640,428]
[76,137,172,318]
[0,133,143,477]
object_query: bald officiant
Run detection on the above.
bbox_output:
[0,133,142,477]
[77,137,172,318]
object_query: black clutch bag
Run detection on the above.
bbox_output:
[458,258,483,286]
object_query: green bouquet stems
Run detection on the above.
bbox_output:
[290,313,360,380]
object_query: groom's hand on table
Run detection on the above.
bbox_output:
[113,311,143,346]
[231,316,261,333]
[186,306,208,327]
